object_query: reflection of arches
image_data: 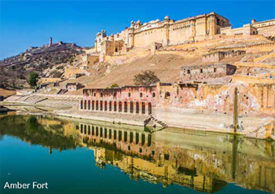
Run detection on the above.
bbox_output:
[124,131,127,142]
[165,92,170,99]
[141,133,145,145]
[119,131,122,141]
[92,126,94,135]
[136,132,139,144]
[114,130,117,140]
[100,128,103,137]
[104,128,107,138]
[130,132,133,143]
[148,134,151,146]
[109,129,112,139]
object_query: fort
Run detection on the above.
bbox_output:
[2,12,275,140]
[91,12,275,58]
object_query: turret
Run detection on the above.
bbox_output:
[49,37,52,47]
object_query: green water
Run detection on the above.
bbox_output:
[0,114,274,193]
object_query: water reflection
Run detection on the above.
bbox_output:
[0,114,274,193]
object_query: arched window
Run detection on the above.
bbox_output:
[136,102,139,113]
[119,101,122,112]
[114,101,117,111]
[124,102,127,112]
[130,101,134,113]
[88,100,90,110]
[165,92,170,99]
[148,102,152,114]
[142,102,145,114]
[96,101,99,110]
[84,100,87,110]
[109,101,112,111]
[80,100,83,109]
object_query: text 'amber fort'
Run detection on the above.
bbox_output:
[2,12,275,140]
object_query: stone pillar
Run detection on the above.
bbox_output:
[133,102,137,115]
[163,16,170,46]
[263,85,267,109]
[121,101,124,114]
[233,88,238,133]
[127,101,131,114]
[139,102,143,115]
[79,99,82,110]
[191,19,196,41]
[145,102,148,115]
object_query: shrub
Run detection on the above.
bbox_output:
[134,71,160,86]
[27,72,39,87]
[110,83,119,88]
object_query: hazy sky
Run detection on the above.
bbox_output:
[0,0,274,59]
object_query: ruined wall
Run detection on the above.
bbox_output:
[64,67,85,79]
[180,64,236,82]
[87,55,99,65]
[156,83,275,115]
[38,78,61,84]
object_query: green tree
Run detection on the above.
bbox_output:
[110,83,119,88]
[27,72,39,87]
[134,71,160,86]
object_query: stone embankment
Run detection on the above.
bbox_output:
[2,93,274,140]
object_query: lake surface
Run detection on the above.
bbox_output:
[0,114,274,193]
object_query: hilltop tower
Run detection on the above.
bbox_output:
[49,37,52,47]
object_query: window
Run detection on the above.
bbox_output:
[152,93,155,97]
[140,93,143,97]
[214,68,217,73]
[187,69,191,74]
[165,92,170,99]
[200,69,203,73]
[128,93,131,97]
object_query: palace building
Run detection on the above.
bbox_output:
[92,12,275,57]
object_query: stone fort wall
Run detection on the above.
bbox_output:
[94,13,275,56]
[95,12,230,53]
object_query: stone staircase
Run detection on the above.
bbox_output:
[144,115,168,130]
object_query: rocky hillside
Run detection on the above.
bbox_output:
[0,42,84,89]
